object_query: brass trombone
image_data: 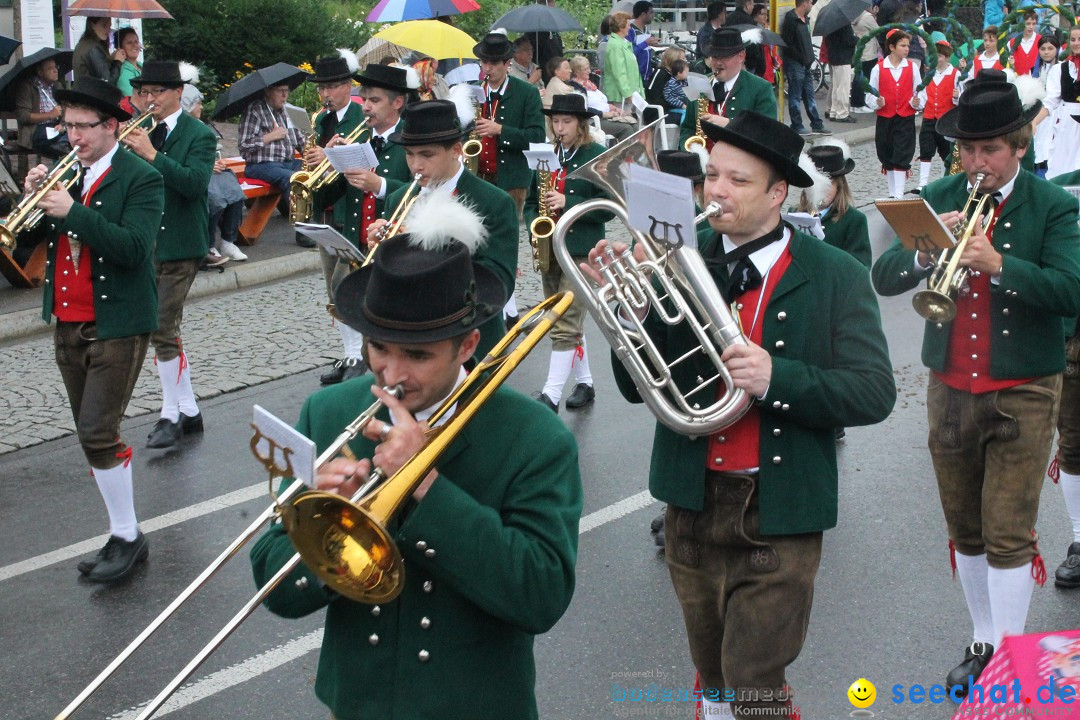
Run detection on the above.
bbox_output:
[362,172,422,266]
[912,172,997,323]
[0,146,82,251]
[58,291,572,720]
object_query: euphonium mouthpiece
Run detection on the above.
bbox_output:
[696,202,723,223]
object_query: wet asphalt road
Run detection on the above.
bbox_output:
[2,207,1080,720]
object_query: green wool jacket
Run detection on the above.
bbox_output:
[313,102,385,233]
[822,206,872,269]
[680,70,778,147]
[613,229,895,535]
[383,169,519,358]
[152,110,216,261]
[38,147,165,339]
[523,141,610,257]
[316,133,411,244]
[477,75,545,191]
[250,379,582,720]
[872,169,1080,377]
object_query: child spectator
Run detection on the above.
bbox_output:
[663,59,690,122]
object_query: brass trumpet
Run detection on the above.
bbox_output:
[289,116,370,224]
[912,173,997,323]
[363,172,422,266]
[117,104,158,146]
[0,146,82,250]
[529,159,555,273]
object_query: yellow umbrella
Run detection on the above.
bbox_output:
[373,20,477,60]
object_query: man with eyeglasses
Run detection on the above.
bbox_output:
[238,78,308,245]
[122,61,216,451]
[21,77,164,584]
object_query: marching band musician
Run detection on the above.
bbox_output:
[679,27,777,150]
[25,77,164,583]
[871,74,1080,698]
[584,111,896,718]
[524,93,608,413]
[250,221,582,720]
[367,99,519,360]
[797,140,872,269]
[124,61,217,451]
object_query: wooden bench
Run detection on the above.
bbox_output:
[224,156,282,246]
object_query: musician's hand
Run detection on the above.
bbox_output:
[121,127,156,163]
[362,385,434,498]
[545,190,566,210]
[263,125,288,143]
[701,113,723,125]
[303,145,326,167]
[960,217,1004,275]
[475,117,502,137]
[315,457,371,499]
[24,164,48,194]
[325,134,348,148]
[37,185,75,219]
[366,218,389,245]
[581,239,650,322]
[344,168,381,193]
[721,341,772,398]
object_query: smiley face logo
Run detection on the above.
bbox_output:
[847,678,876,709]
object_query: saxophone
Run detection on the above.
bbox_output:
[684,94,707,151]
[462,74,485,174]
[529,159,555,273]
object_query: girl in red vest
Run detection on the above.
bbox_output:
[916,38,961,190]
[1008,11,1041,75]
[868,29,920,197]
[972,25,1005,78]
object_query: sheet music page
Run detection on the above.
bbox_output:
[324,142,379,172]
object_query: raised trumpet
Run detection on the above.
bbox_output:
[363,172,422,266]
[117,104,157,146]
[0,146,82,250]
[912,173,997,323]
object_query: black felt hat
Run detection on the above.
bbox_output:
[55,76,132,120]
[807,144,854,177]
[936,68,1042,139]
[312,55,355,83]
[542,92,600,117]
[705,27,747,58]
[334,234,506,343]
[701,111,813,187]
[128,60,186,88]
[355,63,414,93]
[657,149,705,182]
[473,32,515,61]
[388,100,466,145]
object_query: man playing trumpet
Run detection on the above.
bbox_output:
[872,74,1080,698]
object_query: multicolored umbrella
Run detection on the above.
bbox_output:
[366,0,480,23]
[66,0,173,20]
[372,21,478,60]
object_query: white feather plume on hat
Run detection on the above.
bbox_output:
[812,136,852,162]
[178,61,199,85]
[337,48,360,74]
[448,83,478,129]
[403,65,422,90]
[406,192,489,254]
[689,144,709,176]
[1011,72,1045,110]
[741,27,764,46]
[798,152,833,210]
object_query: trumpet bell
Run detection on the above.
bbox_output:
[912,289,957,323]
[282,492,404,603]
[0,224,15,251]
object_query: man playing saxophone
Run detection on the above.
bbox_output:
[24,77,164,583]
[313,63,416,385]
[872,72,1080,699]
[581,111,894,718]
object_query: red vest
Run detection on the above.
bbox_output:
[974,52,1004,75]
[707,246,793,472]
[935,199,1031,393]
[53,169,111,323]
[1010,34,1041,76]
[923,67,957,120]
[877,59,916,118]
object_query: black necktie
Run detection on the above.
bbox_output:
[370,135,385,157]
[705,221,786,302]
[319,111,338,147]
[149,122,167,150]
[68,167,85,202]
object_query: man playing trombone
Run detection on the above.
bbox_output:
[581,112,895,718]
[313,62,416,386]
[24,77,164,583]
[872,73,1080,698]
[123,61,216,450]
[250,216,582,719]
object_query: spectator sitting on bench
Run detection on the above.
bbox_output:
[237,82,311,247]
[15,57,71,159]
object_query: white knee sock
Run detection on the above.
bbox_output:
[890,170,906,198]
[573,337,593,386]
[1060,471,1080,543]
[701,698,735,717]
[340,324,365,360]
[504,295,519,319]
[176,356,199,416]
[156,357,181,422]
[542,349,576,404]
[988,564,1036,646]
[919,161,932,188]
[93,463,138,541]
[955,552,995,645]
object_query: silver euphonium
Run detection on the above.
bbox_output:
[552,119,752,437]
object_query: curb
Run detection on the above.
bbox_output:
[0,250,322,345]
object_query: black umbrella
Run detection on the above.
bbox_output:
[211,62,310,120]
[812,0,872,37]
[731,23,786,47]
[490,4,583,32]
[0,48,74,112]
[0,35,21,65]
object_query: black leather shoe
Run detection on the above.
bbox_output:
[180,412,203,434]
[341,357,368,382]
[650,513,665,548]
[146,418,182,449]
[536,392,558,413]
[85,533,149,584]
[1055,542,1080,588]
[564,383,595,410]
[77,541,112,575]
[946,642,994,698]
[320,359,347,385]
[835,427,846,441]
[295,232,316,248]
